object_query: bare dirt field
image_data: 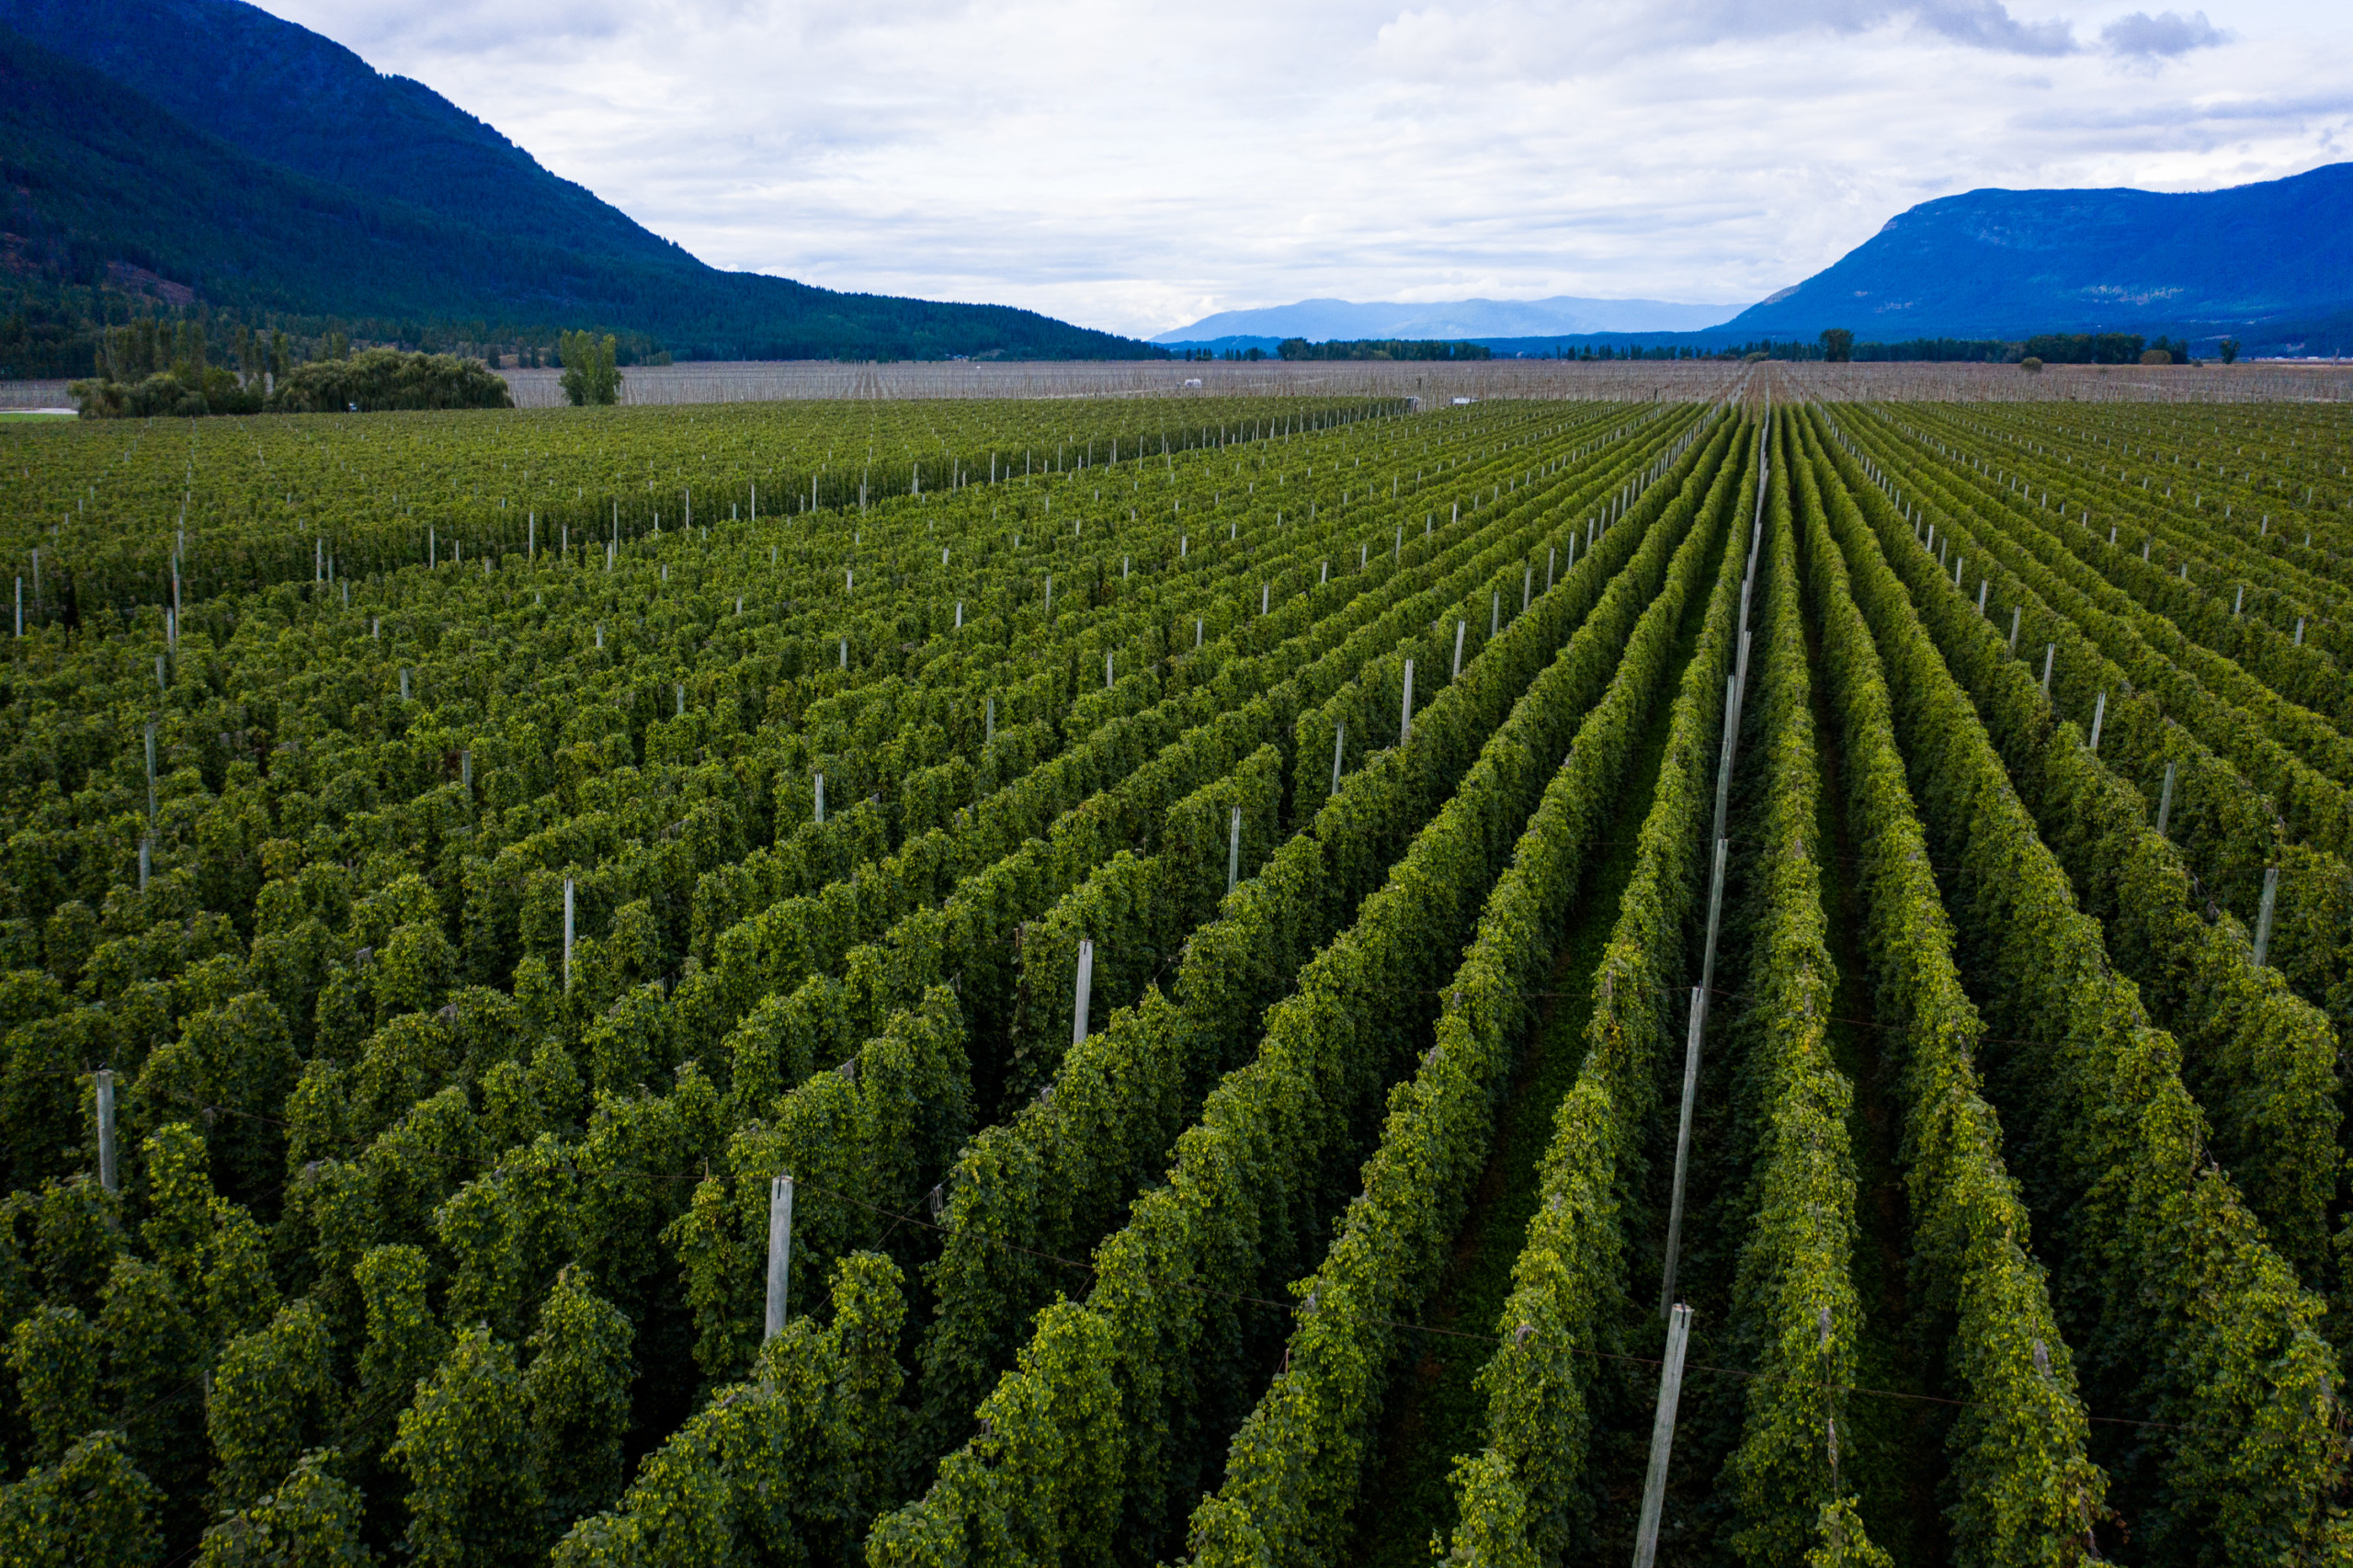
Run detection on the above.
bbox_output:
[0,381,73,410]
[9,357,2347,412]
[493,358,1745,405]
[496,357,2353,406]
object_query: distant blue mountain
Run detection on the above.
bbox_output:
[1726,164,2353,340]
[1155,294,1736,344]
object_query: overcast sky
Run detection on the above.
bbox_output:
[253,0,2350,338]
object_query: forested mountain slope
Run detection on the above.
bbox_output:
[1726,162,2353,342]
[0,0,1151,361]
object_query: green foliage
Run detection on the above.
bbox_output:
[1718,419,1867,1564]
[558,333,622,407]
[1790,421,2104,1563]
[1442,431,1748,1563]
[0,1175,119,1317]
[436,1135,579,1345]
[997,739,1284,1100]
[892,481,1654,1426]
[208,1299,336,1513]
[1805,1499,1894,1567]
[870,411,1738,1564]
[1839,335,2031,363]
[1799,405,2343,1562]
[525,1267,635,1538]
[134,993,301,1205]
[0,1427,165,1567]
[675,987,967,1383]
[551,1252,906,1567]
[7,1301,100,1462]
[668,412,1691,1417]
[1850,405,2353,1008]
[0,398,1508,1566]
[1188,416,1751,1566]
[2020,333,2151,365]
[350,1244,447,1462]
[139,1124,279,1348]
[98,1254,208,1508]
[69,369,267,419]
[1817,414,2342,1278]
[387,1326,541,1568]
[69,350,508,419]
[271,350,516,415]
[195,1449,377,1568]
[12,391,2321,1561]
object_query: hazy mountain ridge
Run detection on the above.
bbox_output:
[1155,294,1738,344]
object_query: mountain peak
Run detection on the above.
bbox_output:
[1728,164,2353,338]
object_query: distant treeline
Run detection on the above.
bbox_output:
[0,276,669,382]
[2019,332,2194,364]
[1278,338,1494,361]
[1708,335,2024,363]
[1851,337,2025,362]
[1551,343,1727,360]
[1838,331,2195,364]
[70,347,512,417]
[1710,331,2200,363]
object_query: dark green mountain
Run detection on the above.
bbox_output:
[1724,163,2353,342]
[1,0,679,263]
[0,0,1152,361]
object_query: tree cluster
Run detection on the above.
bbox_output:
[269,349,515,414]
[556,333,621,407]
[2020,332,2185,365]
[67,348,513,418]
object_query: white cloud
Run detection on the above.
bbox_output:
[251,0,2347,336]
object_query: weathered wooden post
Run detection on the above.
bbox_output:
[1632,1302,1695,1568]
[764,1175,795,1339]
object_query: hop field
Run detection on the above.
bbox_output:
[0,380,2347,1566]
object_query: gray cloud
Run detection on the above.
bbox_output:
[2102,8,2229,57]
[1915,0,2076,53]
